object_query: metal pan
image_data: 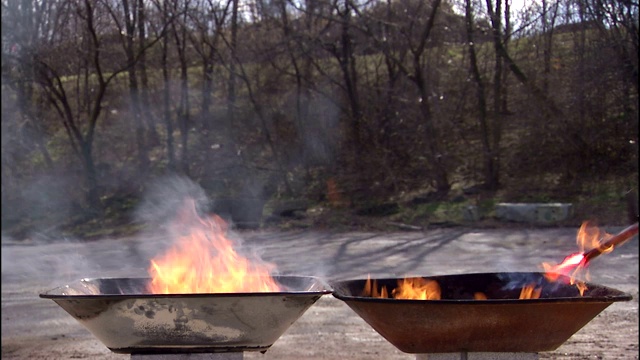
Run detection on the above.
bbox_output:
[40,275,332,354]
[330,272,632,353]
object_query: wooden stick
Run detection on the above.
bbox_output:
[583,222,639,263]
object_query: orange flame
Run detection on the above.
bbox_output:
[393,277,441,300]
[363,276,542,300]
[542,221,613,295]
[519,283,542,299]
[147,199,281,294]
[363,276,441,300]
[474,292,488,300]
[363,276,389,298]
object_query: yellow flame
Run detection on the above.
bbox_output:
[363,276,441,300]
[147,199,281,294]
[519,283,542,299]
[392,278,441,300]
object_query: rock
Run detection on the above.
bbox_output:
[495,203,572,224]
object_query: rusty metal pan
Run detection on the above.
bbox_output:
[330,272,632,353]
[40,275,332,354]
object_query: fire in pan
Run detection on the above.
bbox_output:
[40,275,331,354]
[40,199,333,354]
[330,271,631,353]
[330,222,638,354]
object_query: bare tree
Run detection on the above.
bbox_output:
[365,0,451,193]
[30,0,166,208]
[187,0,232,131]
[169,0,192,174]
[136,0,161,146]
[582,0,638,148]
[214,0,297,195]
[465,0,494,190]
[1,0,57,171]
[31,0,118,208]
[275,0,317,179]
[150,0,177,170]
[227,0,239,130]
[481,0,510,189]
[336,0,363,165]
[501,0,511,114]
[540,0,560,96]
[104,0,150,171]
[583,0,638,92]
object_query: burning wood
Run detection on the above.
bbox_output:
[543,222,639,292]
[582,222,639,262]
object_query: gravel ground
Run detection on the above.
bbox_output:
[2,226,638,359]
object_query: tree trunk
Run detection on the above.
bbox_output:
[279,0,311,182]
[492,36,563,118]
[466,0,494,190]
[539,0,559,140]
[172,7,190,174]
[501,0,510,114]
[17,81,54,169]
[161,8,176,171]
[137,0,160,145]
[410,0,449,193]
[81,140,100,209]
[485,0,504,190]
[414,68,449,193]
[123,0,149,172]
[202,62,214,131]
[339,2,363,166]
[227,0,239,136]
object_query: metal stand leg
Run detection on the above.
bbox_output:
[131,353,244,360]
[415,353,539,360]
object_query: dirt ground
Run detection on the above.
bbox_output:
[2,226,638,359]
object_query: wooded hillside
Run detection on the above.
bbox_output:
[2,0,637,237]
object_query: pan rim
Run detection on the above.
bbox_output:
[39,274,333,299]
[329,271,633,304]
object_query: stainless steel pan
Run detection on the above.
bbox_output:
[40,275,332,354]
